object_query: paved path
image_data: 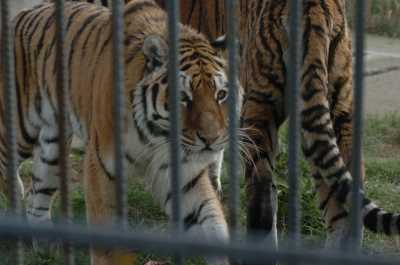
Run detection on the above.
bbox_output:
[364,35,400,115]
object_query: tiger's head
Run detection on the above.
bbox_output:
[133,31,242,157]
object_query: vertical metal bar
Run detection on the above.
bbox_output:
[54,1,74,264]
[226,0,239,240]
[350,0,366,250]
[287,0,302,245]
[111,0,127,227]
[166,0,183,263]
[166,0,182,233]
[1,0,23,264]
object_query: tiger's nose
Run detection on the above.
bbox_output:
[197,131,219,146]
[196,111,222,145]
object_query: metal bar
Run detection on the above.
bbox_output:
[226,0,239,239]
[166,0,183,233]
[287,0,302,244]
[111,0,127,227]
[0,218,400,265]
[166,1,183,264]
[350,0,366,250]
[54,0,74,264]
[0,0,23,264]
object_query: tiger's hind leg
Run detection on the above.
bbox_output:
[323,28,364,249]
[26,126,72,225]
[302,24,363,249]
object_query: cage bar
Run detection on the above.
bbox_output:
[111,0,128,227]
[287,0,302,245]
[166,0,183,233]
[0,0,24,264]
[54,0,75,264]
[226,0,240,239]
[350,0,367,250]
[0,218,400,265]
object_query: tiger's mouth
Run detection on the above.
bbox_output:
[182,137,227,155]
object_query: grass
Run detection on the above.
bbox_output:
[1,113,400,264]
[347,0,400,38]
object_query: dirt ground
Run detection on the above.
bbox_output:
[2,1,400,115]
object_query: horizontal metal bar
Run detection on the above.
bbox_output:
[0,218,399,265]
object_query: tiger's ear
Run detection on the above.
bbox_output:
[211,35,227,50]
[143,35,167,73]
[211,34,242,58]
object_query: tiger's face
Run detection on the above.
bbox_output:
[134,34,242,157]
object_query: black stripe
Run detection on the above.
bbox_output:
[382,213,393,235]
[165,170,205,206]
[335,179,351,204]
[184,199,212,231]
[364,208,380,233]
[147,121,169,137]
[330,211,348,225]
[326,166,347,181]
[40,156,59,166]
[301,105,330,122]
[26,211,44,218]
[32,174,42,183]
[95,133,115,180]
[36,187,58,196]
[198,214,217,225]
[33,206,50,211]
[42,136,59,144]
[320,154,341,170]
[15,77,37,145]
[124,1,158,16]
[68,11,104,89]
[133,114,149,144]
[182,170,204,194]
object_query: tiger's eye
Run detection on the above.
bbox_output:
[217,90,227,102]
[181,91,191,106]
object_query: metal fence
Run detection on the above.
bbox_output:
[0,0,398,265]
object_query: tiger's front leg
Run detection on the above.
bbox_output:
[208,150,224,198]
[159,168,229,265]
[83,138,135,265]
[241,98,285,265]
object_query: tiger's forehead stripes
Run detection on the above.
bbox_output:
[176,42,225,92]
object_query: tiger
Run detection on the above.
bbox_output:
[55,0,226,41]
[237,0,400,252]
[137,0,400,252]
[80,0,400,247]
[45,0,125,7]
[2,0,243,264]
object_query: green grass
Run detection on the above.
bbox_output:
[347,0,400,38]
[1,113,400,264]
